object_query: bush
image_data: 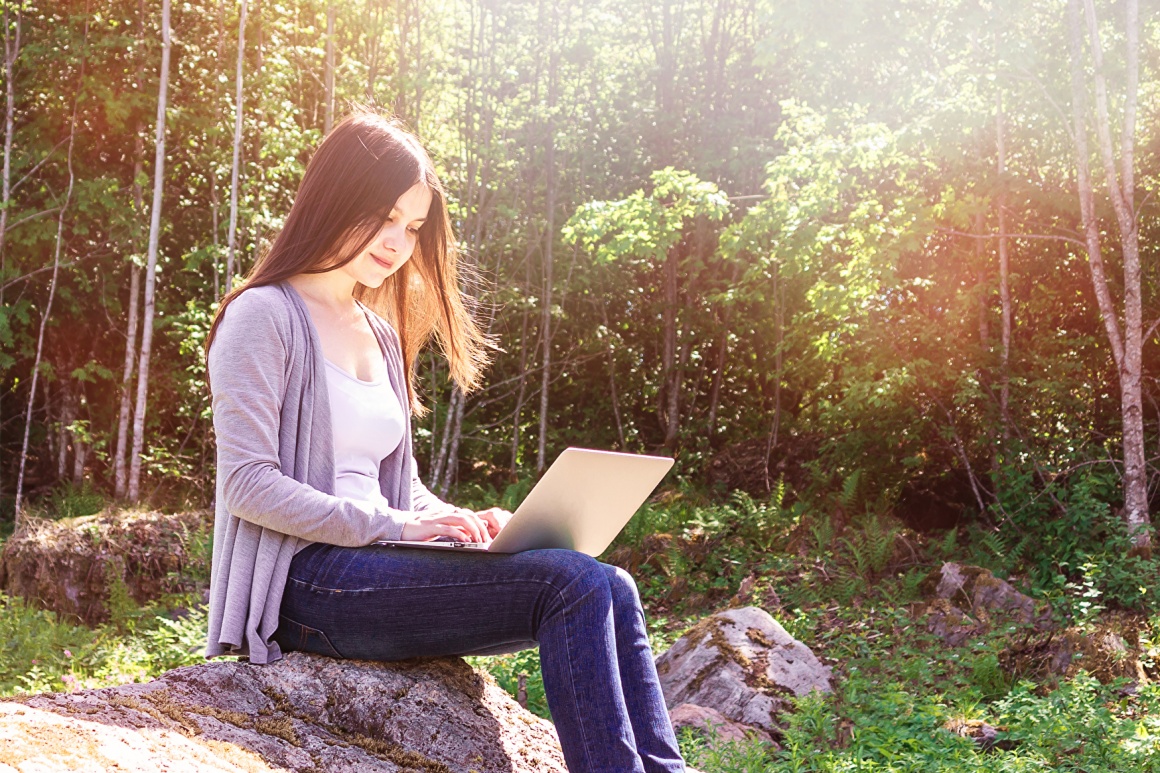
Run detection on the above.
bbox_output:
[0,590,213,697]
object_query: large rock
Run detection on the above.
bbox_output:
[0,652,566,772]
[669,703,775,745]
[0,509,212,625]
[656,606,832,737]
[923,563,1052,646]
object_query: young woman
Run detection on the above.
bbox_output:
[203,110,686,773]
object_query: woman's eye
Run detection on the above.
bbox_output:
[407,226,420,235]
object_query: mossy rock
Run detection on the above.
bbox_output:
[1000,612,1150,686]
[0,652,566,772]
[0,508,212,625]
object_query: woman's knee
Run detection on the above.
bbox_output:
[526,549,612,611]
[601,563,643,613]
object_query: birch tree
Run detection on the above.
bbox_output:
[128,0,172,503]
[0,0,21,499]
[114,0,148,500]
[1066,0,1149,550]
[0,0,21,266]
[225,0,248,293]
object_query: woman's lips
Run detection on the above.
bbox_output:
[372,254,394,270]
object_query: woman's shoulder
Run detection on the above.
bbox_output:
[218,284,297,331]
[211,284,298,361]
[228,283,292,315]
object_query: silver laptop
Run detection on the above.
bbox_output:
[376,448,674,556]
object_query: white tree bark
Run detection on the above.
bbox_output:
[0,0,20,266]
[1067,0,1149,549]
[128,0,172,503]
[114,128,144,499]
[536,5,558,473]
[0,0,21,499]
[996,90,1011,437]
[225,0,248,293]
[114,3,147,499]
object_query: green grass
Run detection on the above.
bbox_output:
[0,590,216,697]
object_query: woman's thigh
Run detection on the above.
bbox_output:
[275,542,607,661]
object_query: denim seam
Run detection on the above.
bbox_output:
[541,575,600,771]
[286,575,565,595]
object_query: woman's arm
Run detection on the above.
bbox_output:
[211,290,411,545]
[410,458,449,512]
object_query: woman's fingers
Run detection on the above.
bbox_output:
[447,510,488,543]
[402,508,502,543]
[477,508,502,537]
[476,507,513,537]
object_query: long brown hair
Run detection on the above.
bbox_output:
[205,109,490,413]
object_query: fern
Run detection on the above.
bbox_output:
[810,514,835,555]
[865,514,899,574]
[938,527,959,558]
[839,469,863,512]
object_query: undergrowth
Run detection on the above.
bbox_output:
[2,474,1160,771]
[0,589,212,697]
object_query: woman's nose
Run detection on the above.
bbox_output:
[380,223,404,252]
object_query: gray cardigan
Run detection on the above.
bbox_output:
[204,281,445,664]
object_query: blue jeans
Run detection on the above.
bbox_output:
[274,542,685,773]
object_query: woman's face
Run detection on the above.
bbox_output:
[339,181,433,288]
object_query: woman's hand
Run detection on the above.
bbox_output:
[475,507,513,538]
[401,508,491,543]
[400,506,513,543]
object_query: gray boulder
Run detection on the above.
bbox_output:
[924,562,1052,646]
[669,703,775,745]
[656,606,832,736]
[0,652,566,772]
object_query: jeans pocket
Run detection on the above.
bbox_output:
[274,614,344,659]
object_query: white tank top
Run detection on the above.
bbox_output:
[324,358,405,508]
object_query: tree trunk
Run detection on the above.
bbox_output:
[996,90,1011,438]
[71,386,86,486]
[1066,0,1149,550]
[763,256,785,490]
[975,212,989,347]
[599,300,626,449]
[706,327,727,438]
[115,7,147,499]
[57,383,70,480]
[510,305,531,473]
[14,14,84,523]
[0,0,21,499]
[225,0,248,293]
[432,386,463,497]
[114,129,146,500]
[438,393,465,498]
[535,3,558,474]
[364,0,385,101]
[113,260,140,498]
[0,0,19,275]
[660,246,679,448]
[128,0,172,503]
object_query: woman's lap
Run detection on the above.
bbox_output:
[276,541,685,773]
[275,541,624,661]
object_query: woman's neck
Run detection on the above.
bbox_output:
[286,272,359,315]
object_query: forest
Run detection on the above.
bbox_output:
[2,0,1160,771]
